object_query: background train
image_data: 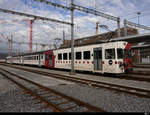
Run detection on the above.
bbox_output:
[6,41,133,74]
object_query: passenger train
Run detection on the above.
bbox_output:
[6,41,133,74]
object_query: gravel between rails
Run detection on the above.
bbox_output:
[0,66,150,112]
[4,64,150,90]
[0,73,53,112]
[48,84,150,112]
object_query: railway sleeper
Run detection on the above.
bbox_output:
[55,101,70,106]
[62,105,78,111]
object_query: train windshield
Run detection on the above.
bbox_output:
[117,48,124,59]
[117,48,131,59]
[124,49,131,58]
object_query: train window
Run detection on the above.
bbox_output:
[41,55,43,59]
[76,52,82,60]
[58,53,62,60]
[105,49,115,59]
[69,52,71,60]
[37,56,38,60]
[83,51,90,59]
[117,48,123,59]
[63,53,67,60]
[124,49,131,58]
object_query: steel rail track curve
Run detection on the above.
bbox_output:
[1,64,150,99]
[0,68,105,112]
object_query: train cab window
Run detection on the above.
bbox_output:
[58,53,62,60]
[105,49,115,59]
[76,52,82,60]
[117,48,123,59]
[124,49,131,58]
[83,51,90,59]
[63,53,67,60]
[69,52,71,60]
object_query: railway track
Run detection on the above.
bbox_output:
[2,63,150,83]
[1,64,150,99]
[119,73,150,82]
[0,67,104,112]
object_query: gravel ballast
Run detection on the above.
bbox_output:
[48,84,150,112]
[0,65,150,112]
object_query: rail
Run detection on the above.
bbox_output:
[0,67,105,112]
[1,64,150,99]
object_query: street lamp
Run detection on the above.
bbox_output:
[137,12,141,25]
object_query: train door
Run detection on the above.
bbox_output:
[49,53,53,67]
[45,51,55,68]
[94,48,102,71]
[38,54,41,67]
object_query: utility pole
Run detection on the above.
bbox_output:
[96,21,99,35]
[30,19,33,53]
[10,34,12,56]
[117,18,120,38]
[70,0,75,75]
[137,12,141,25]
[36,43,38,52]
[124,19,127,36]
[63,30,65,45]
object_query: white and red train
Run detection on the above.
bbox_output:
[6,41,133,74]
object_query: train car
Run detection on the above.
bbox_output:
[6,56,12,64]
[22,51,46,67]
[6,41,132,74]
[6,51,46,67]
[45,41,132,74]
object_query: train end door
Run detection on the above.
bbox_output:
[45,51,55,68]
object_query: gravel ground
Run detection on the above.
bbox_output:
[0,89,53,112]
[48,84,150,112]
[0,73,53,112]
[0,65,150,112]
[5,64,150,91]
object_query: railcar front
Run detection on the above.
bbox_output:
[102,41,132,74]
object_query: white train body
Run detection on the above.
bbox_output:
[6,41,132,74]
[54,41,128,74]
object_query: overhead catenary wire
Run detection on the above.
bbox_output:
[127,12,150,20]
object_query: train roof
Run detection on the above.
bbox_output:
[10,41,127,57]
[11,49,51,57]
[131,44,150,49]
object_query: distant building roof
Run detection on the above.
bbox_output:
[61,27,138,48]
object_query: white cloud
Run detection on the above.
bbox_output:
[0,0,150,53]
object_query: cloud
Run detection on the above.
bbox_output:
[0,0,150,53]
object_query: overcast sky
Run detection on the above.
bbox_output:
[0,0,150,53]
